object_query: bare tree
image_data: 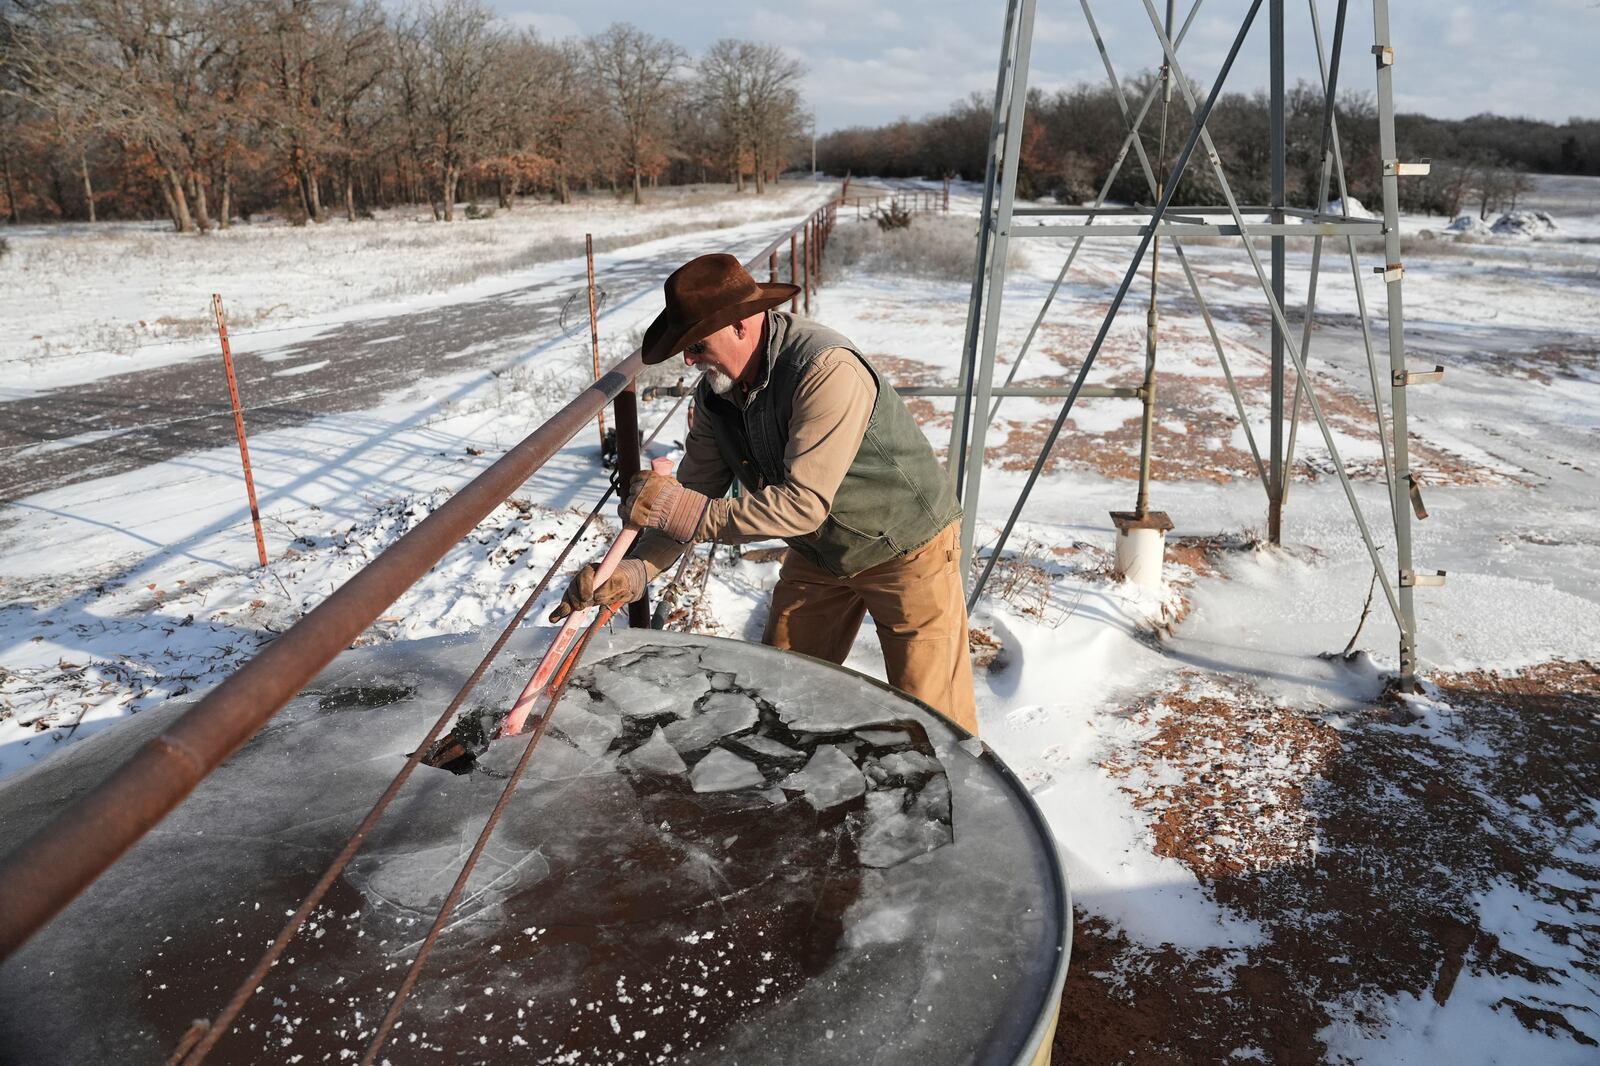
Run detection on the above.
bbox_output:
[532,38,597,205]
[394,0,505,221]
[743,43,804,193]
[698,39,753,191]
[587,23,683,205]
[18,0,228,232]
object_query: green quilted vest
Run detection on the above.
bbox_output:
[698,311,960,577]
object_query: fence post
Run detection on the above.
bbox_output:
[584,235,606,455]
[814,214,824,287]
[790,233,799,312]
[802,222,811,315]
[612,385,649,628]
[944,176,950,212]
[212,294,268,568]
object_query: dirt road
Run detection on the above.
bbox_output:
[0,219,800,505]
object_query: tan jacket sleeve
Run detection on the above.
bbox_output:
[699,346,876,544]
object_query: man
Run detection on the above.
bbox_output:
[554,253,978,733]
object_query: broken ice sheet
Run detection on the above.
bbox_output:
[725,734,806,765]
[865,751,943,787]
[621,727,688,777]
[857,788,953,868]
[855,729,912,748]
[552,704,621,756]
[577,646,709,718]
[689,749,765,793]
[662,692,759,754]
[780,745,865,811]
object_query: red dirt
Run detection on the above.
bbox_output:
[1051,661,1600,1063]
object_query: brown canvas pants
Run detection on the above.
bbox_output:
[762,521,979,734]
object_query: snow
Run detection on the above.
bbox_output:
[3,172,1598,1062]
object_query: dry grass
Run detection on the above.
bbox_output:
[824,213,1019,282]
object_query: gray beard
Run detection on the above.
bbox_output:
[704,368,736,395]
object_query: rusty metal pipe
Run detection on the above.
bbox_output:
[0,352,644,960]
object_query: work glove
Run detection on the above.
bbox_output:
[549,558,650,622]
[620,471,709,544]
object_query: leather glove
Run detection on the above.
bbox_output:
[620,471,709,544]
[549,558,650,622]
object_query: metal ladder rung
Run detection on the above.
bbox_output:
[1393,365,1444,386]
[1399,568,1446,588]
[1384,159,1431,177]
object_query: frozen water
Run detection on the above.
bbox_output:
[781,745,866,811]
[577,646,708,719]
[689,749,766,793]
[662,692,759,754]
[708,671,737,691]
[857,788,954,869]
[867,751,944,787]
[621,727,688,777]
[346,841,550,919]
[726,733,806,765]
[552,704,621,756]
[855,728,913,748]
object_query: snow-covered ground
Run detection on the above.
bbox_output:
[2,173,1596,1062]
[0,183,827,393]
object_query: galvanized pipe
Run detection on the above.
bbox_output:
[614,385,650,629]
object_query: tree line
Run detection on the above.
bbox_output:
[0,0,811,229]
[819,79,1600,219]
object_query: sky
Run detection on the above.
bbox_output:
[486,0,1598,132]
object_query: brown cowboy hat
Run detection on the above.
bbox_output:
[641,253,799,365]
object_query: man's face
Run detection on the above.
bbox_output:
[683,319,758,395]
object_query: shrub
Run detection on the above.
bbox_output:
[824,213,1019,282]
[0,236,9,262]
[465,203,495,220]
[875,202,912,231]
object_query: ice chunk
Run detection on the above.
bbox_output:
[869,751,943,786]
[662,692,759,754]
[689,749,765,793]
[708,671,737,691]
[552,705,621,756]
[580,646,709,719]
[725,734,806,765]
[621,727,688,777]
[910,773,952,824]
[855,728,912,748]
[857,788,953,868]
[779,745,865,811]
[480,732,606,782]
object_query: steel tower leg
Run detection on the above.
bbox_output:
[1268,0,1287,544]
[1371,0,1421,688]
[951,0,1022,496]
[959,0,1039,585]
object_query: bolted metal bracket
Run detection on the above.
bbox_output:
[1399,568,1446,588]
[1392,365,1445,387]
[1372,44,1394,66]
[1374,263,1405,283]
[1384,158,1432,177]
[1406,474,1429,520]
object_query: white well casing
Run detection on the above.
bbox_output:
[1114,525,1166,593]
